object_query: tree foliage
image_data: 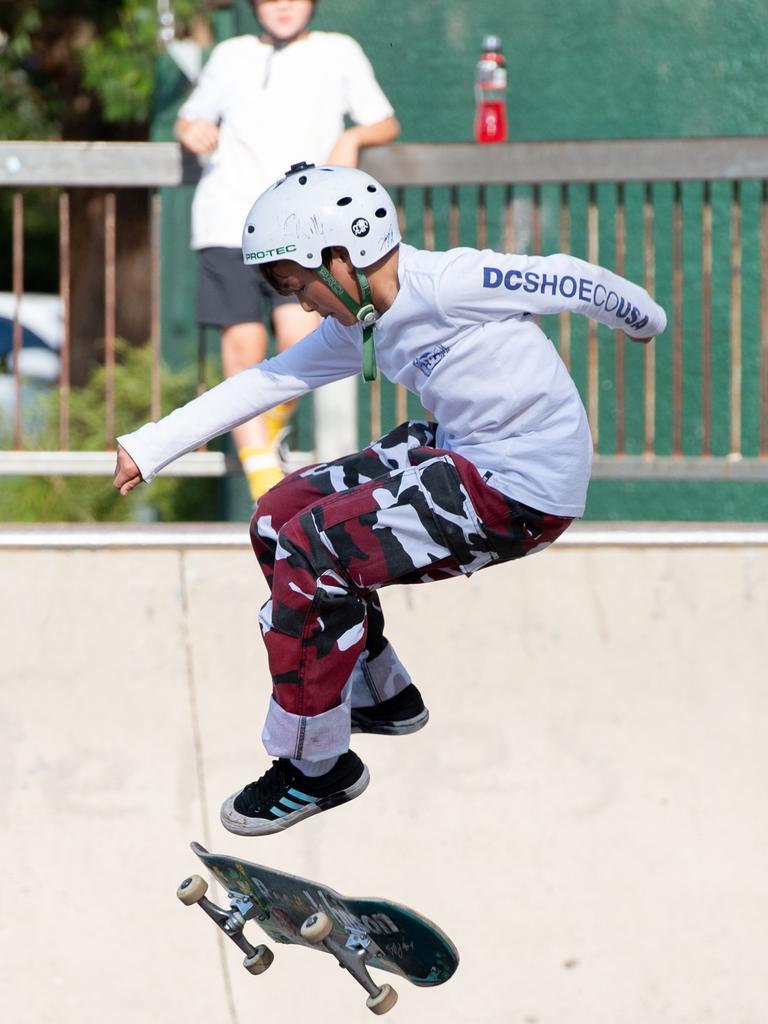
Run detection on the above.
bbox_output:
[0,0,206,136]
[79,1,162,125]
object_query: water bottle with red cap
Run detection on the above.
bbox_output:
[474,35,508,144]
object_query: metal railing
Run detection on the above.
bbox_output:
[2,137,768,480]
[0,142,218,476]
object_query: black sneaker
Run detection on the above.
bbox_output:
[351,683,429,736]
[220,751,369,837]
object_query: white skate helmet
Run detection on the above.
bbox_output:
[242,162,400,270]
[242,163,401,381]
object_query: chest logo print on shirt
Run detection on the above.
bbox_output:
[413,344,450,377]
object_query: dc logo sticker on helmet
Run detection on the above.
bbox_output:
[351,217,370,237]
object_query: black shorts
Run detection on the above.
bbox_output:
[197,247,297,328]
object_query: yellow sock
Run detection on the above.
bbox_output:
[264,401,296,446]
[239,445,284,501]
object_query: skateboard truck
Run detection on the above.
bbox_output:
[177,875,275,975]
[177,877,398,1013]
[301,912,398,1013]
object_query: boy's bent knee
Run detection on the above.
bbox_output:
[250,478,304,542]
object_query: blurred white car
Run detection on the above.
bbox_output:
[0,292,63,439]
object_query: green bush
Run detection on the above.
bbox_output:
[0,340,222,522]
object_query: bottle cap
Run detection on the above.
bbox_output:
[481,34,502,52]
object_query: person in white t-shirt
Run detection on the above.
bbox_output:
[176,0,399,500]
[114,163,667,837]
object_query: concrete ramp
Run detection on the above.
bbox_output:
[1,525,767,1023]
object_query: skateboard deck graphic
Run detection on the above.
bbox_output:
[178,841,459,1014]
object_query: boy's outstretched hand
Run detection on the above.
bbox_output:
[113,445,143,496]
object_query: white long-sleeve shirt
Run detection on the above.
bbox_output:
[118,245,667,517]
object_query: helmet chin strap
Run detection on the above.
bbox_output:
[315,265,379,381]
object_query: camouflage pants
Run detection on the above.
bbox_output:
[250,421,572,761]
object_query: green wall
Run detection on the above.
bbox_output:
[313,0,768,143]
[153,0,768,521]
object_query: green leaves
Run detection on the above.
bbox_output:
[0,340,221,522]
[0,0,207,133]
[78,1,159,124]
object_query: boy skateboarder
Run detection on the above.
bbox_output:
[114,163,666,836]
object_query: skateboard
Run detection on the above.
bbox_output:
[177,841,459,1015]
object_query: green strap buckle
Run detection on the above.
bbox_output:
[357,303,377,325]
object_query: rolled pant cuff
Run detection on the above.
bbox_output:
[262,685,352,761]
[351,643,413,707]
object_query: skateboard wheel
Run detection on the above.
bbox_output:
[366,984,398,1015]
[177,874,208,905]
[300,911,333,943]
[243,945,274,975]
